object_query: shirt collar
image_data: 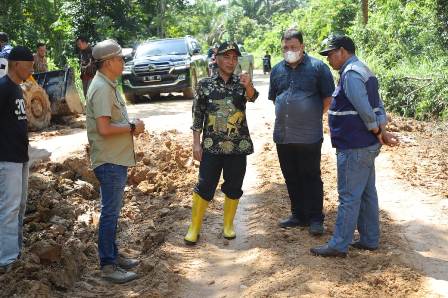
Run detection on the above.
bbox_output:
[339,55,358,74]
[97,71,117,88]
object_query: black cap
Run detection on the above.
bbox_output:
[217,42,242,56]
[8,46,34,61]
[319,35,356,56]
[0,32,8,42]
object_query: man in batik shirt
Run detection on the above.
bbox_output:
[185,42,258,245]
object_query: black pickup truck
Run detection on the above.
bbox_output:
[122,36,208,103]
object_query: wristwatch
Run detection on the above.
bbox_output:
[129,122,136,133]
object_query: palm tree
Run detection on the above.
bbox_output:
[230,0,266,21]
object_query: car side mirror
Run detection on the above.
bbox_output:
[193,48,201,54]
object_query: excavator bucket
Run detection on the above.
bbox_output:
[33,68,84,116]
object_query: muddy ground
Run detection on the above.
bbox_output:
[240,141,425,297]
[386,116,448,199]
[0,131,201,297]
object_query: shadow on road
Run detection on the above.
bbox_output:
[129,93,192,105]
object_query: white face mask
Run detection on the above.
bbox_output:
[283,50,302,64]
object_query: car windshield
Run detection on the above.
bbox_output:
[135,40,188,57]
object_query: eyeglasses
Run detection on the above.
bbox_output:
[327,49,340,57]
[282,47,302,52]
[113,56,124,62]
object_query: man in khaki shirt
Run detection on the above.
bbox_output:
[86,39,144,284]
[33,43,48,73]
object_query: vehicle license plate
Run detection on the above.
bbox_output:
[144,75,161,82]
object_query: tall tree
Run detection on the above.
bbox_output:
[362,0,368,24]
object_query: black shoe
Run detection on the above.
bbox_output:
[308,222,324,236]
[310,245,347,257]
[278,216,308,228]
[350,241,378,251]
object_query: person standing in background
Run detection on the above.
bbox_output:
[76,36,96,98]
[0,32,13,78]
[33,42,48,73]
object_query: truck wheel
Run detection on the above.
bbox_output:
[124,92,137,104]
[183,72,197,99]
[22,83,52,131]
[148,93,161,101]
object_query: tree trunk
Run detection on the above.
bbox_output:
[362,0,368,25]
[158,0,166,38]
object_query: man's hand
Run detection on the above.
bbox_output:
[240,72,251,88]
[381,130,399,146]
[193,143,203,162]
[133,119,145,135]
[372,127,385,145]
[240,72,256,101]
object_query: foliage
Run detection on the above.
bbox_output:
[0,0,446,119]
[348,0,448,120]
[378,65,448,120]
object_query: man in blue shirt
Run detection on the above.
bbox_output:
[0,32,13,78]
[268,29,335,235]
[311,35,398,257]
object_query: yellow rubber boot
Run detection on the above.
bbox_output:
[223,196,239,240]
[184,192,209,245]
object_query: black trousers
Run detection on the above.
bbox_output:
[276,140,324,224]
[194,153,247,201]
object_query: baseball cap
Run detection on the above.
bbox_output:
[92,39,123,61]
[8,46,34,61]
[217,42,242,57]
[319,35,356,56]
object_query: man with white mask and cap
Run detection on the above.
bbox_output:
[268,28,335,236]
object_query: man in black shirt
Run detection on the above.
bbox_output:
[0,46,34,272]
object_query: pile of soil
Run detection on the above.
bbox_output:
[0,130,198,297]
[29,115,86,140]
[385,116,448,198]
[238,141,425,297]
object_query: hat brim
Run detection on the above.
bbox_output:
[217,49,242,57]
[95,52,124,62]
[319,47,336,56]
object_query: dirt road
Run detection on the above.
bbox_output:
[15,71,448,297]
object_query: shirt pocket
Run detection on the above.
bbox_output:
[295,75,317,92]
[111,102,124,122]
[274,74,289,94]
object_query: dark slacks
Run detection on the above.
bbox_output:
[194,153,246,201]
[82,78,92,98]
[276,140,324,224]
